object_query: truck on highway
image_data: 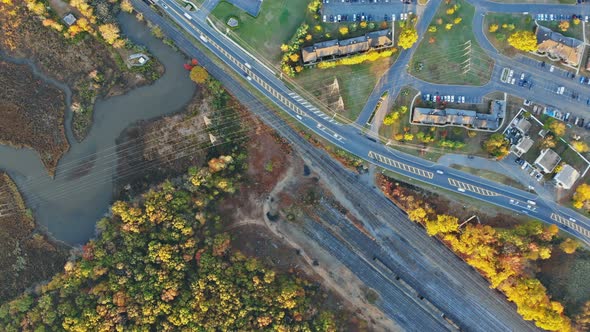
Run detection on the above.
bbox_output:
[183,12,192,20]
[245,62,251,69]
[527,200,536,206]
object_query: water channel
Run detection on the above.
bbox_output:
[0,13,196,244]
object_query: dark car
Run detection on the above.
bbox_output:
[580,118,586,127]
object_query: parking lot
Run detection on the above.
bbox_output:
[420,93,483,105]
[535,14,589,22]
[321,0,415,23]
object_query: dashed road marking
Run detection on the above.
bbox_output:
[447,178,500,196]
[368,151,434,179]
[551,213,590,237]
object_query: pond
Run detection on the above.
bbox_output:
[0,13,196,244]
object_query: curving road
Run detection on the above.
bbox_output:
[147,0,590,246]
[130,1,543,329]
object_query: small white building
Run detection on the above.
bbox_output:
[554,164,580,190]
[63,13,77,26]
[534,148,561,174]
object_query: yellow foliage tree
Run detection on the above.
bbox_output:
[339,26,349,35]
[445,23,453,30]
[558,20,570,32]
[446,7,455,15]
[25,0,46,15]
[507,30,538,52]
[99,23,121,45]
[548,120,566,136]
[573,17,581,25]
[454,17,462,24]
[121,0,133,13]
[289,53,300,62]
[424,214,459,236]
[572,183,590,210]
[398,27,418,49]
[189,66,209,84]
[489,24,499,32]
[571,140,589,153]
[360,21,367,28]
[559,238,579,254]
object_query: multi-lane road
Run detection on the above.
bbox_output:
[141,0,590,245]
[128,3,543,328]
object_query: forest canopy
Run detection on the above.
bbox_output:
[0,152,336,331]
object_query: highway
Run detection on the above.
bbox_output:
[142,0,590,246]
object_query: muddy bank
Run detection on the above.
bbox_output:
[0,173,69,304]
[0,61,69,176]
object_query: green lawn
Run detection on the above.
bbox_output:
[379,90,510,161]
[210,0,309,62]
[538,20,584,41]
[291,56,397,122]
[484,13,536,56]
[409,0,494,86]
[209,0,400,122]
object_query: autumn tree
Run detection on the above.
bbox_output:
[482,133,510,158]
[559,238,579,254]
[558,20,570,31]
[98,23,120,45]
[572,183,590,210]
[573,17,581,25]
[120,0,133,13]
[398,27,418,49]
[508,30,538,52]
[339,26,349,35]
[425,214,459,236]
[454,17,462,24]
[571,140,589,153]
[546,118,566,137]
[428,25,437,32]
[190,66,209,84]
[489,23,499,32]
[445,23,453,30]
[574,301,590,332]
[383,111,400,125]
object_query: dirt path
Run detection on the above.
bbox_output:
[227,163,400,331]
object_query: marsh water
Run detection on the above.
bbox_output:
[0,13,196,244]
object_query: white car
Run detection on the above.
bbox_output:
[520,73,525,80]
[323,15,327,22]
[436,170,444,174]
[461,96,465,103]
[450,95,455,102]
[550,65,555,72]
[458,188,466,192]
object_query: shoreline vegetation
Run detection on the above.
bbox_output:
[0,60,70,176]
[0,0,163,151]
[0,172,69,304]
